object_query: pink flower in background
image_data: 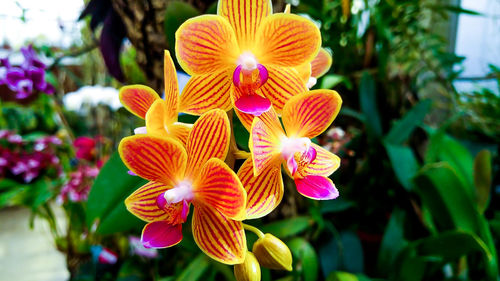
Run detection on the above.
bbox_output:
[73,136,96,161]
[0,131,62,183]
[58,165,99,203]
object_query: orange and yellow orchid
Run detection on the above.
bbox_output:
[297,48,333,89]
[175,0,321,116]
[238,90,342,219]
[120,109,247,264]
[119,51,190,145]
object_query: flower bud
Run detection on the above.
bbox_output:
[234,252,261,281]
[252,234,293,271]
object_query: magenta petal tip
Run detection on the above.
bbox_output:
[235,94,272,116]
[141,221,183,249]
[295,175,339,200]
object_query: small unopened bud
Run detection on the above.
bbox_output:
[234,252,261,281]
[252,234,293,271]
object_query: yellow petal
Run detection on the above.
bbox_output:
[218,0,272,49]
[282,90,342,138]
[311,48,332,78]
[237,158,283,219]
[179,69,233,115]
[125,181,186,225]
[119,85,161,119]
[185,109,230,177]
[175,15,239,75]
[250,108,285,176]
[163,50,180,115]
[119,135,186,186]
[192,204,246,264]
[256,13,321,67]
[193,158,246,220]
[168,123,191,147]
[256,65,307,113]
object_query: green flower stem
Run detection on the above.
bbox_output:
[243,223,265,239]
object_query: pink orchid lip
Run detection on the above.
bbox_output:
[235,94,272,116]
[141,221,183,249]
[295,175,339,200]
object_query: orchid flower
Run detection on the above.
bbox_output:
[119,51,190,145]
[296,48,333,89]
[237,90,342,219]
[175,0,321,116]
[281,5,332,89]
[120,109,247,264]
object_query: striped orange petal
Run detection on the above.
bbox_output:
[295,143,340,178]
[250,108,285,176]
[255,13,321,67]
[141,221,183,249]
[256,65,307,113]
[193,158,246,220]
[192,203,246,264]
[311,48,332,78]
[163,50,180,119]
[237,158,283,219]
[145,100,170,138]
[218,0,272,49]
[179,69,233,115]
[125,181,187,225]
[119,85,161,119]
[175,15,239,76]
[282,90,342,139]
[185,109,230,177]
[168,123,191,146]
[234,102,255,131]
[295,62,312,84]
[119,135,187,186]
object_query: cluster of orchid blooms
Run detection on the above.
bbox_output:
[57,136,105,204]
[118,0,342,279]
[0,130,62,183]
[0,45,54,100]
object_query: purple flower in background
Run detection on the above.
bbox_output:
[0,45,54,100]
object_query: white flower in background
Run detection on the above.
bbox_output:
[63,85,121,112]
[64,72,191,113]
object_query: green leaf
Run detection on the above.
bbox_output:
[260,216,312,239]
[474,150,492,214]
[413,163,480,233]
[436,5,481,15]
[164,1,200,51]
[320,74,349,89]
[319,231,363,277]
[87,151,147,234]
[385,99,432,145]
[0,178,21,190]
[321,198,354,214]
[288,237,319,281]
[359,71,382,137]
[384,144,419,191]
[326,272,359,281]
[377,208,407,274]
[176,254,210,281]
[424,131,474,196]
